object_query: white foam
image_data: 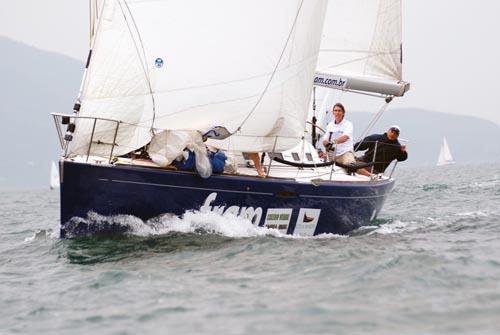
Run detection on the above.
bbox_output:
[144,211,351,239]
[65,210,347,239]
[455,211,489,218]
[24,228,59,242]
[467,179,500,189]
[310,232,347,239]
[139,211,347,239]
[67,210,287,238]
[368,220,419,235]
[140,210,287,238]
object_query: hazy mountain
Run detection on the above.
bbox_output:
[347,108,500,166]
[0,37,83,189]
[1,37,499,189]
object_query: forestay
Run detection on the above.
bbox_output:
[69,0,328,157]
[315,0,409,96]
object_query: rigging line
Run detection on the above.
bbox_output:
[129,0,169,3]
[319,48,400,54]
[326,88,392,99]
[74,0,104,110]
[80,53,315,106]
[111,118,307,141]
[317,50,398,71]
[130,56,314,125]
[89,0,93,44]
[152,54,316,95]
[236,0,304,133]
[139,90,263,124]
[89,0,102,43]
[118,0,157,133]
[354,99,391,151]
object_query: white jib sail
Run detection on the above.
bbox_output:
[437,137,455,166]
[315,0,409,96]
[89,0,105,42]
[69,0,329,156]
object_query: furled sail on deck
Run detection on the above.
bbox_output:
[69,0,329,156]
[315,0,409,96]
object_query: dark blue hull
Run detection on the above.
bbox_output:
[59,160,394,237]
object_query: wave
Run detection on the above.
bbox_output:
[422,183,449,191]
[61,211,345,240]
[364,209,500,236]
[455,211,490,218]
[24,228,59,242]
[366,219,421,235]
[463,179,500,190]
[32,208,500,242]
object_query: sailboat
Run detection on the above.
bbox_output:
[437,137,455,166]
[49,161,60,190]
[51,0,409,238]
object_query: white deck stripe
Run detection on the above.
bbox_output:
[98,179,274,196]
[299,194,386,199]
[98,178,388,200]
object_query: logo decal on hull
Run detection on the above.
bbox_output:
[200,193,321,235]
[200,192,263,225]
[293,208,321,236]
[264,208,293,233]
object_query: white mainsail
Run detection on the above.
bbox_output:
[69,0,329,156]
[437,137,455,166]
[315,0,409,96]
[50,161,59,189]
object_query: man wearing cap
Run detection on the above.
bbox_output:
[354,125,408,174]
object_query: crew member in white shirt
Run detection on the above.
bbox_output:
[322,103,356,164]
[322,103,371,177]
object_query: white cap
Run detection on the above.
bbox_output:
[389,125,401,133]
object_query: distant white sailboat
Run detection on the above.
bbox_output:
[50,161,59,189]
[437,137,455,166]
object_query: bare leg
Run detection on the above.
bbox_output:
[355,168,373,177]
[248,153,265,177]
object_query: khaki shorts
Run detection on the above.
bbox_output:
[328,150,356,165]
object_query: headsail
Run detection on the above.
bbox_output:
[69,0,329,156]
[315,0,409,96]
[69,0,156,157]
[89,0,104,43]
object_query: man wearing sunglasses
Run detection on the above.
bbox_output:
[353,125,408,174]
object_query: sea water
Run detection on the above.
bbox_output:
[1,164,500,334]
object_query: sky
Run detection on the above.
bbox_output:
[1,0,499,125]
